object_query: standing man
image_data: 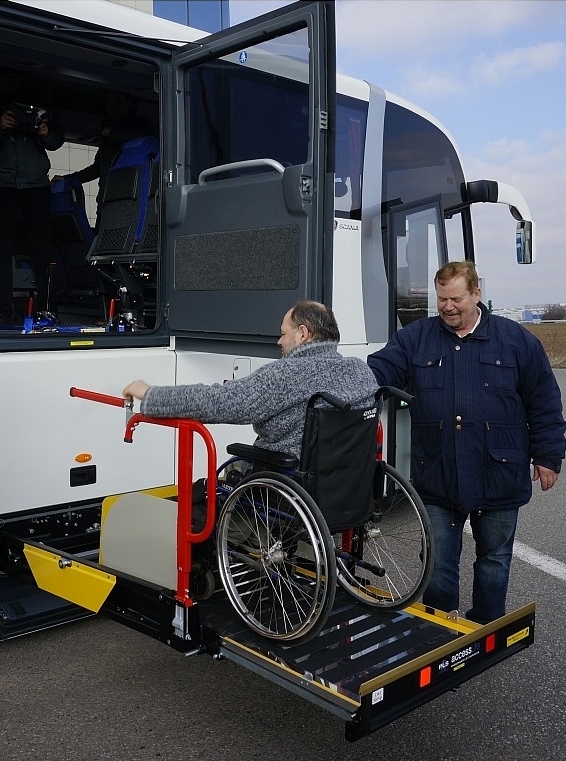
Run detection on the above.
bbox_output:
[367,261,565,623]
[0,70,64,322]
[123,299,378,460]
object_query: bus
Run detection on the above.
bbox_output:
[0,0,534,637]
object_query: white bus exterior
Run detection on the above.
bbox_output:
[0,0,534,533]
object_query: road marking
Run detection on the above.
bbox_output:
[463,525,566,581]
[511,540,566,581]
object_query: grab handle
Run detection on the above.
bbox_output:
[198,158,285,185]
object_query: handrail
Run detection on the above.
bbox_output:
[198,158,285,185]
[70,385,133,410]
[70,387,218,607]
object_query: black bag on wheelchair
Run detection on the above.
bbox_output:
[298,392,378,532]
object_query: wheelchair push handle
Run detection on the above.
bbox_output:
[307,391,352,411]
[307,387,414,411]
[376,385,414,406]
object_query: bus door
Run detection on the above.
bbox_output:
[387,199,447,476]
[165,1,336,339]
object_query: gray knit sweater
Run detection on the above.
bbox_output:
[141,341,378,458]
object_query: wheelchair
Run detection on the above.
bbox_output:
[212,386,434,644]
[71,384,433,647]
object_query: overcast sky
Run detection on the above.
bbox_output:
[229,0,566,309]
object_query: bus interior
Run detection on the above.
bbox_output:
[1,10,164,333]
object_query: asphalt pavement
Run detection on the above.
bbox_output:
[1,370,565,761]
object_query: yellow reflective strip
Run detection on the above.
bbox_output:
[24,545,116,613]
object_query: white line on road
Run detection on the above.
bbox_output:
[512,539,566,581]
[463,525,566,582]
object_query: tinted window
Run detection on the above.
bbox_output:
[186,61,366,220]
[335,94,367,219]
[382,102,464,210]
[187,57,309,182]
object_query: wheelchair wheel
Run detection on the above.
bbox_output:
[335,461,433,609]
[216,472,337,643]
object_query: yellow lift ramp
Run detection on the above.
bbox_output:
[22,524,535,742]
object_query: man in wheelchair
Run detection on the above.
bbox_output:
[122,301,431,642]
[122,299,378,459]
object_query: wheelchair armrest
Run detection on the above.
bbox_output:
[226,442,299,470]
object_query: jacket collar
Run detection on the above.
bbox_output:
[286,340,339,360]
[438,301,490,340]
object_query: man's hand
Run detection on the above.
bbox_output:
[0,110,16,130]
[532,464,560,492]
[123,380,150,402]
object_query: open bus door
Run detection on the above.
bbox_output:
[164,1,336,339]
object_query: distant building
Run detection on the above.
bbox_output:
[492,304,566,323]
[492,307,524,322]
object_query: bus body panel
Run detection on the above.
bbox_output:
[0,347,176,513]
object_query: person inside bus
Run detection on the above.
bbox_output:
[367,260,565,624]
[0,68,65,324]
[53,89,156,231]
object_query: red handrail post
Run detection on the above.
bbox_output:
[71,388,218,608]
[123,413,218,606]
[176,421,195,606]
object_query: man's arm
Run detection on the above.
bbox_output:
[122,363,282,426]
[38,113,64,151]
[367,330,412,389]
[518,331,566,484]
[71,149,101,184]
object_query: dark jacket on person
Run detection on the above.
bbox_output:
[367,302,565,513]
[73,114,155,204]
[0,111,64,188]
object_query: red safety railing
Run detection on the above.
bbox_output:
[70,387,217,606]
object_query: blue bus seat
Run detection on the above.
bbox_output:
[91,136,159,261]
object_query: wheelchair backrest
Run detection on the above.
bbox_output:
[299,392,378,532]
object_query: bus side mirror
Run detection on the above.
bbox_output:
[516,220,534,264]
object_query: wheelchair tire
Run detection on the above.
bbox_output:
[216,471,337,643]
[335,461,434,609]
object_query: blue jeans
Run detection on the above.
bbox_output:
[422,503,519,624]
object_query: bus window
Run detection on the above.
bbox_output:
[382,101,464,211]
[393,203,444,327]
[445,213,466,262]
[167,19,335,338]
[186,30,311,185]
[335,95,367,219]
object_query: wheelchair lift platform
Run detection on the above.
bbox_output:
[198,586,535,741]
[9,526,535,742]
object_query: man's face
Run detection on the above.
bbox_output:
[436,275,481,333]
[277,309,304,357]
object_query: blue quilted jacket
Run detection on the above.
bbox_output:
[368,303,565,512]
